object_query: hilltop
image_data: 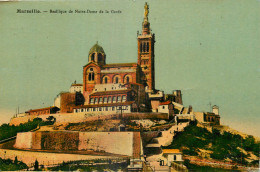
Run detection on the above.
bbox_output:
[163,121,259,168]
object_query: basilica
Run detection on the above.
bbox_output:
[11,3,220,127]
[72,2,156,114]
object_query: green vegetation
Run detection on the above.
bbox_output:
[163,122,260,166]
[0,157,28,171]
[184,160,239,172]
[0,117,55,141]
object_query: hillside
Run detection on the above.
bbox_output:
[163,122,259,167]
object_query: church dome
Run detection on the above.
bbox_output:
[89,43,105,55]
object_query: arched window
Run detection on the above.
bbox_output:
[143,42,146,52]
[108,96,112,103]
[113,75,121,83]
[112,96,116,103]
[98,53,103,62]
[124,75,131,83]
[91,53,95,61]
[122,95,126,102]
[146,42,149,52]
[88,68,95,81]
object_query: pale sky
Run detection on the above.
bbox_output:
[0,0,259,137]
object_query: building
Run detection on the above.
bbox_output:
[25,106,60,116]
[162,149,183,166]
[158,101,174,117]
[194,111,220,125]
[69,82,83,93]
[212,105,219,115]
[165,90,183,105]
[81,3,155,111]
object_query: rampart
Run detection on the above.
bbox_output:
[14,131,141,157]
[10,112,168,126]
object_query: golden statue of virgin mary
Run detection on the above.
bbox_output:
[144,2,149,18]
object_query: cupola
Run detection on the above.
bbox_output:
[88,42,106,65]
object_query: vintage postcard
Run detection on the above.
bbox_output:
[0,0,259,171]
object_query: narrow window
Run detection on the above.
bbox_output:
[174,155,176,161]
[91,73,95,81]
[112,96,116,103]
[91,53,95,61]
[126,76,130,83]
[108,97,112,103]
[88,73,92,81]
[104,97,107,103]
[146,42,149,52]
[143,42,146,52]
[117,96,121,102]
[122,95,126,102]
[98,53,103,62]
[95,97,98,104]
[90,98,94,104]
[140,43,143,53]
[105,77,108,83]
[99,97,103,104]
[115,77,119,83]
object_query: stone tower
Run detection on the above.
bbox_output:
[212,105,219,115]
[137,2,155,92]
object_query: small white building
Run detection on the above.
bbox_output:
[162,149,183,166]
[70,83,83,93]
[212,105,219,115]
[158,101,174,115]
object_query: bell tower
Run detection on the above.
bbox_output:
[137,2,155,92]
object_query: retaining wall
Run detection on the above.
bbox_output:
[14,131,141,157]
[10,112,169,126]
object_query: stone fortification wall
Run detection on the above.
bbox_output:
[78,132,133,156]
[41,131,79,151]
[10,112,168,126]
[122,112,168,120]
[0,149,117,166]
[32,131,41,149]
[14,132,33,149]
[14,131,141,157]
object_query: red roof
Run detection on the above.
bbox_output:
[163,149,182,154]
[73,101,135,109]
[90,89,132,96]
[71,84,83,86]
[160,101,172,105]
[103,63,137,68]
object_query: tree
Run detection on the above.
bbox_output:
[243,135,255,151]
[34,159,39,171]
[14,156,18,164]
